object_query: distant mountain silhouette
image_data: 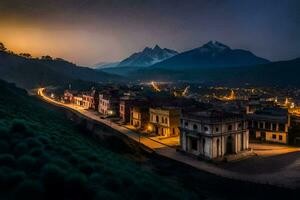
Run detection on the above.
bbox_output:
[93,61,120,69]
[118,45,178,67]
[0,51,120,89]
[151,41,270,70]
[130,57,300,87]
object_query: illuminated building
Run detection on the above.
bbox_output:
[98,93,120,116]
[130,106,149,130]
[180,110,249,160]
[149,107,181,137]
[248,107,290,144]
[119,96,147,124]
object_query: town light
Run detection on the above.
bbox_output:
[147,125,152,131]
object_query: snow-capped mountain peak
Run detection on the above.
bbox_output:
[118,45,178,67]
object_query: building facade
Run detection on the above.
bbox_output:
[180,110,249,160]
[149,107,181,137]
[82,94,94,109]
[248,107,290,144]
[98,94,119,116]
[130,106,149,130]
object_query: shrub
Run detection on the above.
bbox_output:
[17,155,36,173]
[102,177,121,192]
[26,138,42,149]
[13,142,28,156]
[2,171,26,191]
[0,154,16,168]
[41,164,65,198]
[94,190,120,200]
[10,119,34,137]
[14,180,44,200]
[0,140,10,153]
[64,173,91,200]
[79,163,94,176]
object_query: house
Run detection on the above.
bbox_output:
[119,96,148,124]
[149,107,181,137]
[130,106,149,130]
[180,110,249,160]
[82,94,94,109]
[63,90,76,103]
[248,107,290,144]
[98,92,120,116]
[73,96,84,107]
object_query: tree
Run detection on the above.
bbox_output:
[0,42,6,51]
[41,55,53,60]
[19,53,32,58]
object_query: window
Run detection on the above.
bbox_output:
[193,124,198,130]
[279,135,283,140]
[156,116,159,123]
[259,122,264,129]
[184,122,189,127]
[215,127,219,132]
[272,134,276,139]
[204,126,208,132]
[165,118,168,124]
[272,123,277,131]
[265,122,271,130]
[238,123,242,129]
[191,138,198,151]
[279,124,285,132]
[228,125,232,131]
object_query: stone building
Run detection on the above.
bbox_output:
[98,93,120,116]
[82,94,94,109]
[248,107,290,144]
[149,107,181,137]
[180,110,249,160]
[119,96,146,124]
[130,106,149,130]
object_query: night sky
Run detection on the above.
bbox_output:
[0,0,299,66]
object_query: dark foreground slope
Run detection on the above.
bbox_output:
[0,51,120,89]
[0,80,297,200]
[0,80,192,200]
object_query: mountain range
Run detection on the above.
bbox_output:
[0,51,120,89]
[117,45,178,67]
[100,41,270,76]
[151,41,270,70]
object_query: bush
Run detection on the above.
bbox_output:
[17,155,36,173]
[94,190,120,200]
[0,140,10,153]
[2,171,26,191]
[10,119,34,137]
[26,138,42,149]
[41,164,65,198]
[13,142,28,156]
[14,180,44,200]
[102,177,121,192]
[64,173,91,200]
[0,154,16,168]
[79,163,94,176]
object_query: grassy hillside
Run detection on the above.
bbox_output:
[0,80,192,200]
[0,51,121,89]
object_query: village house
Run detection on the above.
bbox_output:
[149,107,181,137]
[248,107,290,144]
[119,96,148,124]
[63,90,76,103]
[82,94,94,109]
[180,110,249,160]
[73,96,84,107]
[130,106,149,130]
[98,91,120,116]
